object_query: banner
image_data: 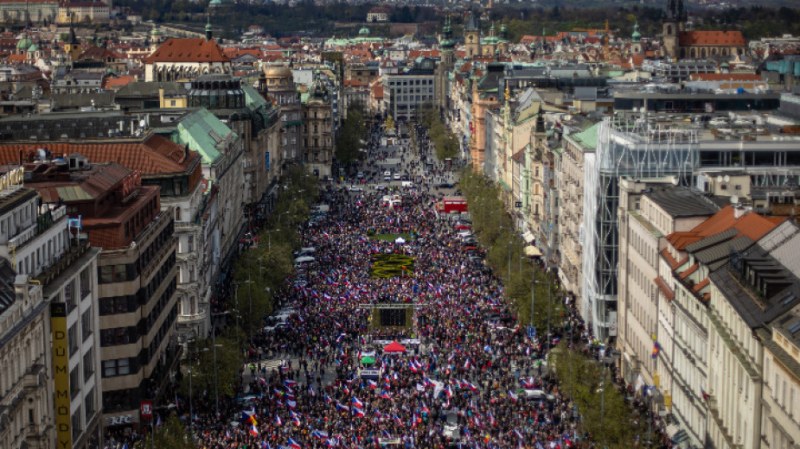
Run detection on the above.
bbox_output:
[51,302,72,449]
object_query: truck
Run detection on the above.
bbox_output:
[436,196,468,214]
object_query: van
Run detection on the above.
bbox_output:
[401,181,413,188]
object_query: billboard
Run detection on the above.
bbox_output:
[51,302,72,449]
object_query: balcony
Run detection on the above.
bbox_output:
[34,240,91,286]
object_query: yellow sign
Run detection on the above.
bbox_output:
[51,303,72,449]
[664,392,672,410]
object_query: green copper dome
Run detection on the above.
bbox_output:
[16,34,32,51]
[631,22,641,43]
[359,27,370,36]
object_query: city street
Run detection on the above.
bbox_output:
[189,123,593,449]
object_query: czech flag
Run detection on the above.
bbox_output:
[508,390,519,402]
[651,341,662,359]
[352,407,365,418]
[351,397,364,408]
[379,390,392,400]
[521,377,536,389]
[335,402,349,412]
[311,430,329,440]
[249,423,259,437]
[241,411,257,426]
[284,379,298,389]
[287,437,302,449]
[367,379,378,389]
[274,415,283,426]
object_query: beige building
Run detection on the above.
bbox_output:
[56,1,110,25]
[762,311,800,449]
[705,220,799,449]
[0,167,102,449]
[556,122,597,300]
[143,26,231,82]
[617,182,721,447]
[0,267,52,449]
[0,0,58,25]
[25,163,178,431]
[303,81,334,178]
[264,64,303,163]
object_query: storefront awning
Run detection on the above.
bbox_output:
[524,245,542,257]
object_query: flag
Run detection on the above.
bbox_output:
[367,379,378,389]
[284,379,298,389]
[287,438,302,449]
[335,402,349,412]
[351,397,364,408]
[290,411,301,427]
[286,400,297,409]
[392,414,403,426]
[651,341,662,359]
[311,430,329,440]
[379,390,392,400]
[352,407,365,418]
[249,423,259,437]
[241,411,257,426]
[508,390,519,402]
[521,377,536,389]
[274,415,282,426]
[463,358,471,370]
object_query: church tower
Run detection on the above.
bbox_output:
[631,22,642,55]
[663,0,685,60]
[435,16,456,113]
[464,11,481,59]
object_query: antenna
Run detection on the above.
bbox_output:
[730,195,739,205]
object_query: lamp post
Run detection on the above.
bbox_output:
[530,277,540,332]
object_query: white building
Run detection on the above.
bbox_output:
[0,168,102,449]
[0,266,51,449]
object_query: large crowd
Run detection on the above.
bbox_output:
[106,125,673,449]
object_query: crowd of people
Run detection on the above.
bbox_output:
[108,124,672,449]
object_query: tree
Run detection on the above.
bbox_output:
[336,102,367,165]
[152,414,196,449]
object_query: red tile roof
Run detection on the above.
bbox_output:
[0,134,200,178]
[666,205,784,249]
[144,38,229,64]
[679,31,745,47]
[689,73,760,81]
[103,74,136,89]
[654,276,675,301]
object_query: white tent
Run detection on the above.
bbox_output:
[395,237,406,244]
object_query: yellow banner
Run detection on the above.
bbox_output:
[51,303,72,449]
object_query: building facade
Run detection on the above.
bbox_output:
[381,58,436,122]
[25,161,178,431]
[302,81,334,178]
[0,166,102,449]
[264,64,303,163]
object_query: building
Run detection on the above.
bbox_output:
[434,17,456,116]
[556,122,598,299]
[616,183,719,447]
[706,224,800,449]
[0,165,102,449]
[582,111,800,343]
[382,58,436,122]
[25,160,178,432]
[480,23,510,58]
[662,0,746,61]
[468,63,503,171]
[366,5,389,23]
[144,24,231,82]
[173,108,244,284]
[264,64,303,163]
[0,262,52,449]
[302,80,333,178]
[0,0,58,25]
[55,1,110,25]
[463,11,481,59]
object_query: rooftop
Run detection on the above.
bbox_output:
[645,187,719,218]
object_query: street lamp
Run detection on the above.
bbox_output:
[530,277,540,334]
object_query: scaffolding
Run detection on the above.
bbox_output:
[582,115,699,340]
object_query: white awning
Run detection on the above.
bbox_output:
[522,231,535,244]
[524,245,542,257]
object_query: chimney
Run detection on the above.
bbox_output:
[733,205,747,219]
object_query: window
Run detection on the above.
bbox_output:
[102,358,131,377]
[81,309,92,341]
[83,349,94,380]
[70,366,80,399]
[80,268,91,299]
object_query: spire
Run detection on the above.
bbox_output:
[205,14,213,40]
[535,107,545,133]
[632,21,641,43]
